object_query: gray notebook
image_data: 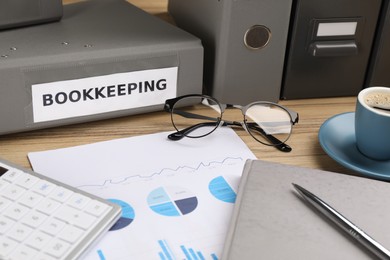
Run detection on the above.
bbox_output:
[222,160,390,259]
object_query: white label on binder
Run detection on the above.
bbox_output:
[317,22,357,37]
[31,67,178,123]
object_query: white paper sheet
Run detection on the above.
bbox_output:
[28,127,256,260]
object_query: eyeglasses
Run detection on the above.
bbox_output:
[164,94,299,152]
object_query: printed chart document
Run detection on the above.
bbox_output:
[28,128,256,260]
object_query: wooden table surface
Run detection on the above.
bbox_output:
[0,0,359,176]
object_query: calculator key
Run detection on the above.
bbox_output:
[8,244,39,260]
[32,179,56,196]
[0,215,16,234]
[39,218,66,236]
[84,200,109,217]
[66,193,91,210]
[44,239,71,258]
[0,195,12,211]
[3,203,30,220]
[0,236,19,257]
[35,198,61,215]
[21,210,48,228]
[7,222,34,242]
[25,230,52,250]
[1,169,22,183]
[0,179,9,191]
[2,184,26,201]
[18,190,44,208]
[14,173,39,189]
[49,186,73,203]
[58,225,84,244]
[55,205,96,230]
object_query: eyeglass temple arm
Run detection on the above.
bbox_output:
[220,121,292,152]
[168,122,219,140]
[243,122,292,152]
[170,109,220,121]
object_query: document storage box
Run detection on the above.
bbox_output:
[365,0,390,87]
[168,0,292,104]
[281,0,382,99]
[0,0,203,135]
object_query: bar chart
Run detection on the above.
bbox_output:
[158,239,219,260]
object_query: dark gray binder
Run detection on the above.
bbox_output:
[0,0,203,135]
[365,0,390,87]
[168,0,292,104]
[222,160,390,259]
[281,0,382,99]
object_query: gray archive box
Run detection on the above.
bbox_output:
[0,0,63,30]
[0,0,203,135]
[168,0,293,104]
[281,0,382,99]
[366,0,390,87]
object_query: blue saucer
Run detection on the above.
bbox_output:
[318,112,390,181]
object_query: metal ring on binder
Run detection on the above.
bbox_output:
[244,25,272,50]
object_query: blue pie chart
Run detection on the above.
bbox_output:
[209,176,236,203]
[108,199,135,231]
[147,186,198,217]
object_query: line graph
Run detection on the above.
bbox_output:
[77,157,243,189]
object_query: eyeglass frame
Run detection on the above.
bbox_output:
[164,94,299,152]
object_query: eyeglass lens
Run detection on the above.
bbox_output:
[244,103,293,146]
[170,96,222,138]
[170,96,293,145]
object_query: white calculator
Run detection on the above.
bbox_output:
[0,158,122,260]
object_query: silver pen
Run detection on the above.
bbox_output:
[292,183,390,260]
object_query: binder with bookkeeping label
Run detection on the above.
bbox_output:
[0,0,203,135]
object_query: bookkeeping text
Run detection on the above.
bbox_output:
[31,66,178,123]
[42,79,167,106]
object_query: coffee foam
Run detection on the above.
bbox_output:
[364,92,390,110]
